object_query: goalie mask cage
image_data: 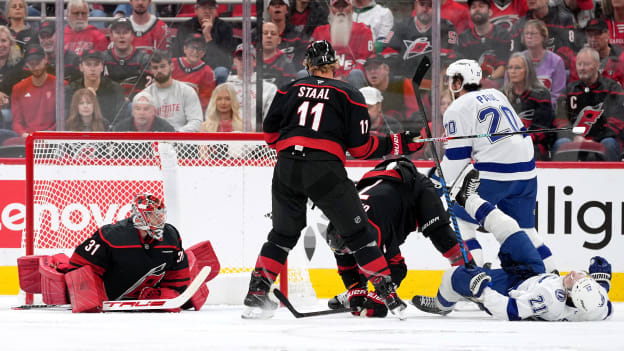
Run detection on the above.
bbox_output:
[23,132,316,305]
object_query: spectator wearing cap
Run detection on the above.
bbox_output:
[261,21,297,88]
[359,86,403,136]
[37,21,81,82]
[64,0,109,56]
[363,55,420,130]
[102,17,150,99]
[0,25,28,128]
[113,90,175,132]
[128,0,172,55]
[227,44,278,128]
[11,45,58,137]
[569,17,624,87]
[173,0,236,85]
[5,0,36,51]
[172,33,216,112]
[310,0,374,87]
[289,0,329,41]
[66,49,128,129]
[143,50,203,132]
[264,0,308,71]
[352,0,394,53]
[553,0,596,30]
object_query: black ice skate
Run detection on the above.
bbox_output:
[373,276,407,320]
[411,295,452,316]
[451,165,480,208]
[241,274,278,319]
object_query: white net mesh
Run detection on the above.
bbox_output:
[24,133,316,303]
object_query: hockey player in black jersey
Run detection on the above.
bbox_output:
[324,157,474,317]
[242,40,423,320]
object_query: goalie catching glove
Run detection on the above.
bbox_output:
[390,131,424,156]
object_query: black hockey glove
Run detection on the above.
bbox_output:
[389,131,424,156]
[589,256,611,292]
[358,291,388,318]
[346,288,368,316]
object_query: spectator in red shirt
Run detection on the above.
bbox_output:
[265,0,308,70]
[11,45,57,137]
[602,0,624,48]
[172,33,216,111]
[310,0,374,88]
[64,0,109,56]
[289,0,328,40]
[128,0,172,54]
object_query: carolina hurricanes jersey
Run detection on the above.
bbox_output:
[69,217,190,301]
[263,76,390,163]
[457,24,511,77]
[442,88,536,182]
[508,87,554,158]
[102,48,151,98]
[607,19,624,49]
[569,45,624,88]
[383,18,457,78]
[310,22,375,79]
[489,0,528,31]
[479,273,612,321]
[279,23,310,70]
[130,15,171,54]
[63,25,109,56]
[555,76,624,142]
[171,57,216,110]
[262,50,297,88]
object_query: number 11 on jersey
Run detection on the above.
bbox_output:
[298,101,325,131]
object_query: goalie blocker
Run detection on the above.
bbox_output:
[17,240,220,312]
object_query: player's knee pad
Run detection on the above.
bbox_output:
[498,232,545,278]
[483,209,520,244]
[457,218,478,240]
[65,265,107,313]
[267,229,299,251]
[183,250,210,311]
[522,227,544,247]
[39,254,70,305]
[17,255,47,294]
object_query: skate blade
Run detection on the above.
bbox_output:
[241,306,275,320]
[390,305,407,321]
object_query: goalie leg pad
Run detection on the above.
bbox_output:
[39,254,70,305]
[186,240,220,283]
[65,265,107,313]
[17,255,47,294]
[183,250,209,311]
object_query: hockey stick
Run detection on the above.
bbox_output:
[273,289,351,318]
[13,266,211,312]
[411,126,585,144]
[411,55,471,267]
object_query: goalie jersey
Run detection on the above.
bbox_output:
[68,218,190,300]
[441,88,536,183]
[480,273,613,321]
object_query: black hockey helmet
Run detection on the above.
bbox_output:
[305,40,337,67]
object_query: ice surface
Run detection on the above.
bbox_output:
[1,296,623,351]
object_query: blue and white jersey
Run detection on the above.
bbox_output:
[441,88,536,182]
[480,273,612,321]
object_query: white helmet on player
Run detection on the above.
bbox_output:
[131,193,166,241]
[569,277,607,313]
[446,59,482,97]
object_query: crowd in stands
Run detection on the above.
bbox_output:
[0,0,623,161]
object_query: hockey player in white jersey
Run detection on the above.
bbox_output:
[438,59,555,272]
[414,170,613,322]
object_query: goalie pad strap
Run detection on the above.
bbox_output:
[65,265,107,313]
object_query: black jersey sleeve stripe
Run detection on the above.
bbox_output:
[97,228,143,249]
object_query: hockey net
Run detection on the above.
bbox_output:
[22,132,316,305]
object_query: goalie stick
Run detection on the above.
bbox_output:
[411,55,472,267]
[273,289,350,318]
[411,126,586,144]
[13,266,211,312]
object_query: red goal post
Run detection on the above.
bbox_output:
[23,132,315,305]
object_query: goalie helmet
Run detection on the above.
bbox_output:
[570,277,607,313]
[131,193,166,241]
[305,40,337,67]
[446,59,482,95]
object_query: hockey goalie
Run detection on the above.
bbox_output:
[17,193,220,313]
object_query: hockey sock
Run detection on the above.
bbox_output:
[253,241,288,283]
[352,245,391,284]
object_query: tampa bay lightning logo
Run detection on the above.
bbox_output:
[555,289,566,302]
